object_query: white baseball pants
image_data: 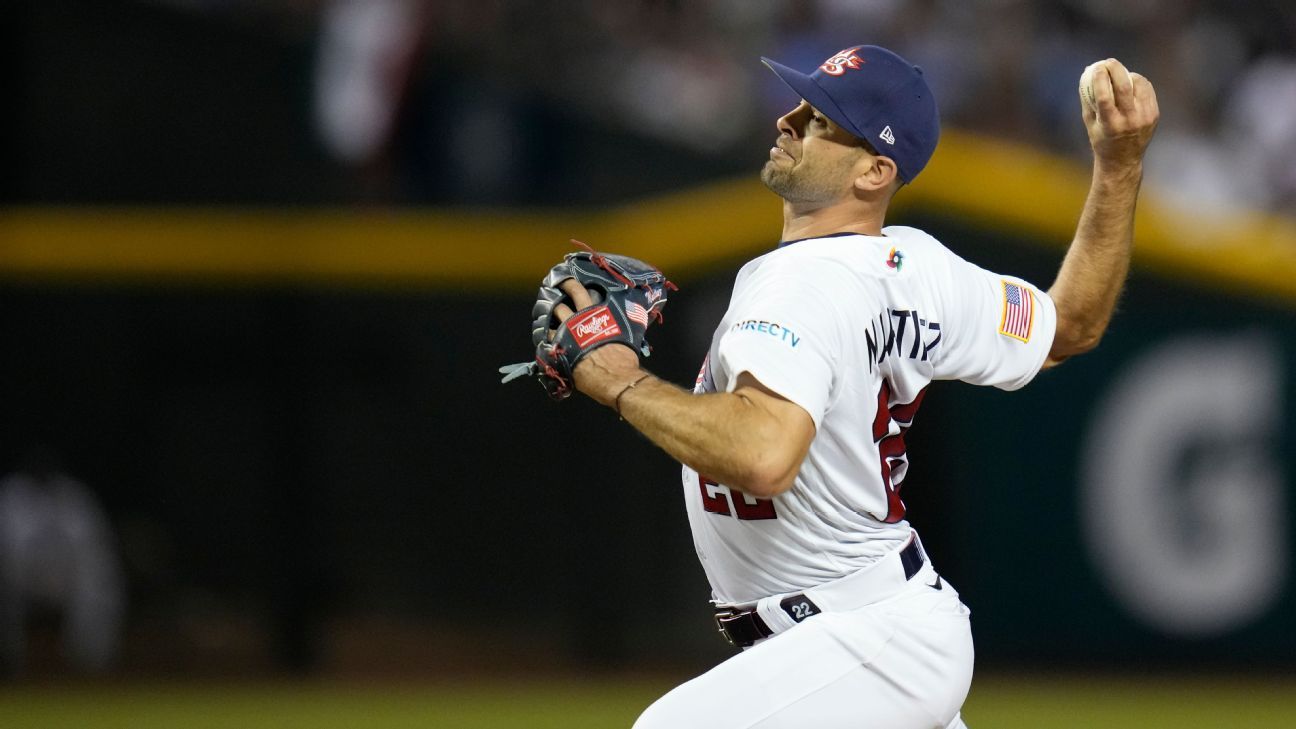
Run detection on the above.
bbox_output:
[633,561,973,729]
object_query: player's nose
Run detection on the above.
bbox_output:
[775,108,800,140]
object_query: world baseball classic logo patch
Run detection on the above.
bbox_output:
[567,305,622,347]
[998,281,1034,342]
[885,246,904,271]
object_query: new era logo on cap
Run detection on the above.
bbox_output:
[761,45,940,183]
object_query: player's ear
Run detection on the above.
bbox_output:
[853,153,898,195]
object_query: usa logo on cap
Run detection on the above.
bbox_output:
[820,47,865,76]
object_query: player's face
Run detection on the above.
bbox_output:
[761,101,871,204]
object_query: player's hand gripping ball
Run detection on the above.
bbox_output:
[1078,58,1159,166]
[498,241,676,400]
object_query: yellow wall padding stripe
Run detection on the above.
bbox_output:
[914,134,1296,304]
[1,130,1294,299]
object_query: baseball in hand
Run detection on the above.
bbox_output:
[1080,59,1138,115]
[1079,63,1101,113]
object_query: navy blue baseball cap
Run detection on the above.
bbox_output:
[762,45,940,183]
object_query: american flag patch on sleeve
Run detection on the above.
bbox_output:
[626,301,650,327]
[998,281,1034,342]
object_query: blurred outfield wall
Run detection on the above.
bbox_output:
[1,135,1294,674]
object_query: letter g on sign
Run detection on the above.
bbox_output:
[1080,333,1287,636]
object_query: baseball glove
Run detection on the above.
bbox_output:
[499,241,676,400]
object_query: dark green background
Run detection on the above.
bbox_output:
[4,213,1289,672]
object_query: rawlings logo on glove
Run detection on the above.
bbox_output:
[568,306,622,347]
[498,240,676,401]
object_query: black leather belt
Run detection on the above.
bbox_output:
[713,537,925,648]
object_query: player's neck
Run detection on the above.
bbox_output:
[780,200,886,242]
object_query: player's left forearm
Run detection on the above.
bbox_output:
[574,348,808,497]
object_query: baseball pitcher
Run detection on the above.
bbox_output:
[503,45,1158,728]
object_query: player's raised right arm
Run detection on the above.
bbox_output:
[1045,59,1159,366]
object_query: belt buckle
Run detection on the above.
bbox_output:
[712,609,740,646]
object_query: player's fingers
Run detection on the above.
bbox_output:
[1130,71,1157,118]
[560,278,595,310]
[1131,72,1157,109]
[1106,59,1136,113]
[1091,63,1116,118]
[1129,71,1145,98]
[549,302,576,340]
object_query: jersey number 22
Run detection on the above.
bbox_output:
[698,474,777,520]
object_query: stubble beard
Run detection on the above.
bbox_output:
[760,157,848,205]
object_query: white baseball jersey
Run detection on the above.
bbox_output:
[684,226,1057,604]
